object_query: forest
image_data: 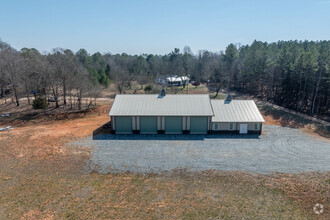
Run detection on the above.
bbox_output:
[0,39,329,117]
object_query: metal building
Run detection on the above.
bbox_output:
[108,92,265,135]
[210,98,265,134]
[108,93,213,134]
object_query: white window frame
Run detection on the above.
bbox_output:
[229,123,234,130]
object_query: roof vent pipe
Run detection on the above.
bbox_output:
[160,88,166,97]
[225,94,232,102]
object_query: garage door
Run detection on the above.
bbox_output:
[140,116,157,134]
[190,117,208,134]
[115,116,132,134]
[165,116,182,134]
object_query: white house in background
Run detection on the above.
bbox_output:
[156,75,189,86]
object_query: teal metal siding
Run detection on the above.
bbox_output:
[140,116,157,134]
[190,117,208,134]
[165,116,182,134]
[115,116,132,133]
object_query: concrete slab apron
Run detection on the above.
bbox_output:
[70,125,330,174]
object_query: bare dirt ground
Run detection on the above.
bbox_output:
[0,95,329,219]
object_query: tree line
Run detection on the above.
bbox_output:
[0,39,329,117]
[223,40,329,117]
[0,41,99,109]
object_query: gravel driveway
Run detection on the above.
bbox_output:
[70,125,330,174]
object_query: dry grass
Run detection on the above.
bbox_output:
[1,168,316,219]
[0,100,329,219]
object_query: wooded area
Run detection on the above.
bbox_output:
[0,40,329,117]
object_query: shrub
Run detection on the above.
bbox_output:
[32,97,49,110]
[144,85,153,93]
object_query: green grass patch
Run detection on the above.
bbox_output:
[209,93,226,99]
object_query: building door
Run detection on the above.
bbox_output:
[190,117,208,134]
[165,116,182,134]
[239,124,248,134]
[115,116,132,134]
[140,116,157,134]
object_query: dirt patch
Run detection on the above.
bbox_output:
[0,100,329,219]
[0,103,110,161]
[21,210,56,220]
[260,105,329,139]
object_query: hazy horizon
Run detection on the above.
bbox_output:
[1,0,329,55]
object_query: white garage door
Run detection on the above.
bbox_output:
[239,124,248,134]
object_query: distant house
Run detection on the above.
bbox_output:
[156,75,189,86]
[108,91,265,134]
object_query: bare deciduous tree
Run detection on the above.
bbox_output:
[5,49,24,106]
[113,56,134,94]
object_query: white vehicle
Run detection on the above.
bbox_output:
[48,96,62,102]
[0,126,12,131]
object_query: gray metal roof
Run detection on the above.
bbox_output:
[109,94,214,116]
[211,100,265,122]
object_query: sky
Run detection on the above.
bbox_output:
[0,0,329,55]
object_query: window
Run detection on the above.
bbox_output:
[254,123,259,130]
[214,123,219,130]
[229,123,234,130]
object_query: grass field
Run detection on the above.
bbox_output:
[0,167,316,219]
[0,97,329,219]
